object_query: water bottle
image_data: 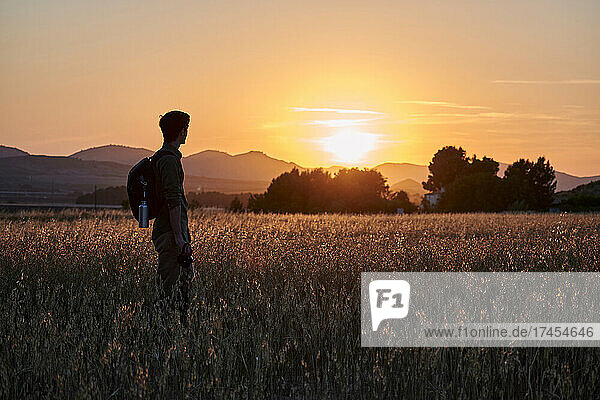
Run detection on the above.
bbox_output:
[139,200,149,228]
[139,176,149,228]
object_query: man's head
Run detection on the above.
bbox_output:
[159,110,190,145]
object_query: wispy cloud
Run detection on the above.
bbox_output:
[262,107,386,130]
[307,118,380,128]
[291,107,384,115]
[493,79,600,85]
[396,100,490,110]
[262,117,380,129]
[395,111,585,125]
[411,112,568,120]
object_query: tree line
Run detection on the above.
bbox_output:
[247,145,558,214]
[422,146,556,212]
[247,168,416,214]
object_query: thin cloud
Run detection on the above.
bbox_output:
[307,118,380,128]
[261,117,380,129]
[291,107,384,115]
[396,100,491,110]
[406,112,567,120]
[398,111,579,125]
[493,79,600,85]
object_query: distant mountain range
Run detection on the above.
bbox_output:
[390,179,427,204]
[183,150,303,182]
[555,179,600,202]
[1,144,598,201]
[70,144,153,165]
[0,145,29,158]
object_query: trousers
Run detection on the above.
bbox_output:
[152,231,190,318]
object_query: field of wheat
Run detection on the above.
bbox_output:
[1,209,600,399]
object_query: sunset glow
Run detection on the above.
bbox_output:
[321,130,379,164]
[0,1,599,175]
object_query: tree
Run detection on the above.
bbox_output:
[252,168,333,213]
[247,193,266,212]
[504,157,556,210]
[439,173,508,212]
[388,190,418,213]
[467,155,499,176]
[304,168,335,212]
[422,146,469,191]
[426,151,504,212]
[421,146,556,212]
[261,168,306,212]
[332,168,390,213]
[229,196,244,213]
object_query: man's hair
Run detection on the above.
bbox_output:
[159,110,190,142]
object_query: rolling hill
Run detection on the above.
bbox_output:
[389,178,427,204]
[0,154,270,196]
[0,145,29,158]
[555,179,600,201]
[551,171,600,192]
[70,145,302,184]
[70,144,153,165]
[373,163,430,186]
[182,150,303,182]
[0,155,132,193]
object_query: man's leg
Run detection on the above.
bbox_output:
[153,232,180,309]
[153,231,190,321]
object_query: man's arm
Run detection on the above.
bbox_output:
[169,204,190,255]
[159,156,191,255]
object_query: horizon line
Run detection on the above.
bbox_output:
[2,143,599,178]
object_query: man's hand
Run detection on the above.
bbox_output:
[174,235,192,256]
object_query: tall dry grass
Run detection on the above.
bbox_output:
[1,209,599,398]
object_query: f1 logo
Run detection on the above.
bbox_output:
[369,280,411,331]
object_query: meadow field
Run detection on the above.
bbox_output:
[1,209,600,399]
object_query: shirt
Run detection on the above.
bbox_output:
[151,142,191,244]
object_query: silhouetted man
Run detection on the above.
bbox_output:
[152,110,193,323]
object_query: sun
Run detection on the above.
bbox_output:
[321,129,379,164]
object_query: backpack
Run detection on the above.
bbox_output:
[126,150,172,222]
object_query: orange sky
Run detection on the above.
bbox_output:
[1,1,599,175]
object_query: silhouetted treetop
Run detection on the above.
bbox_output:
[504,156,556,210]
[422,146,469,191]
[422,145,557,212]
